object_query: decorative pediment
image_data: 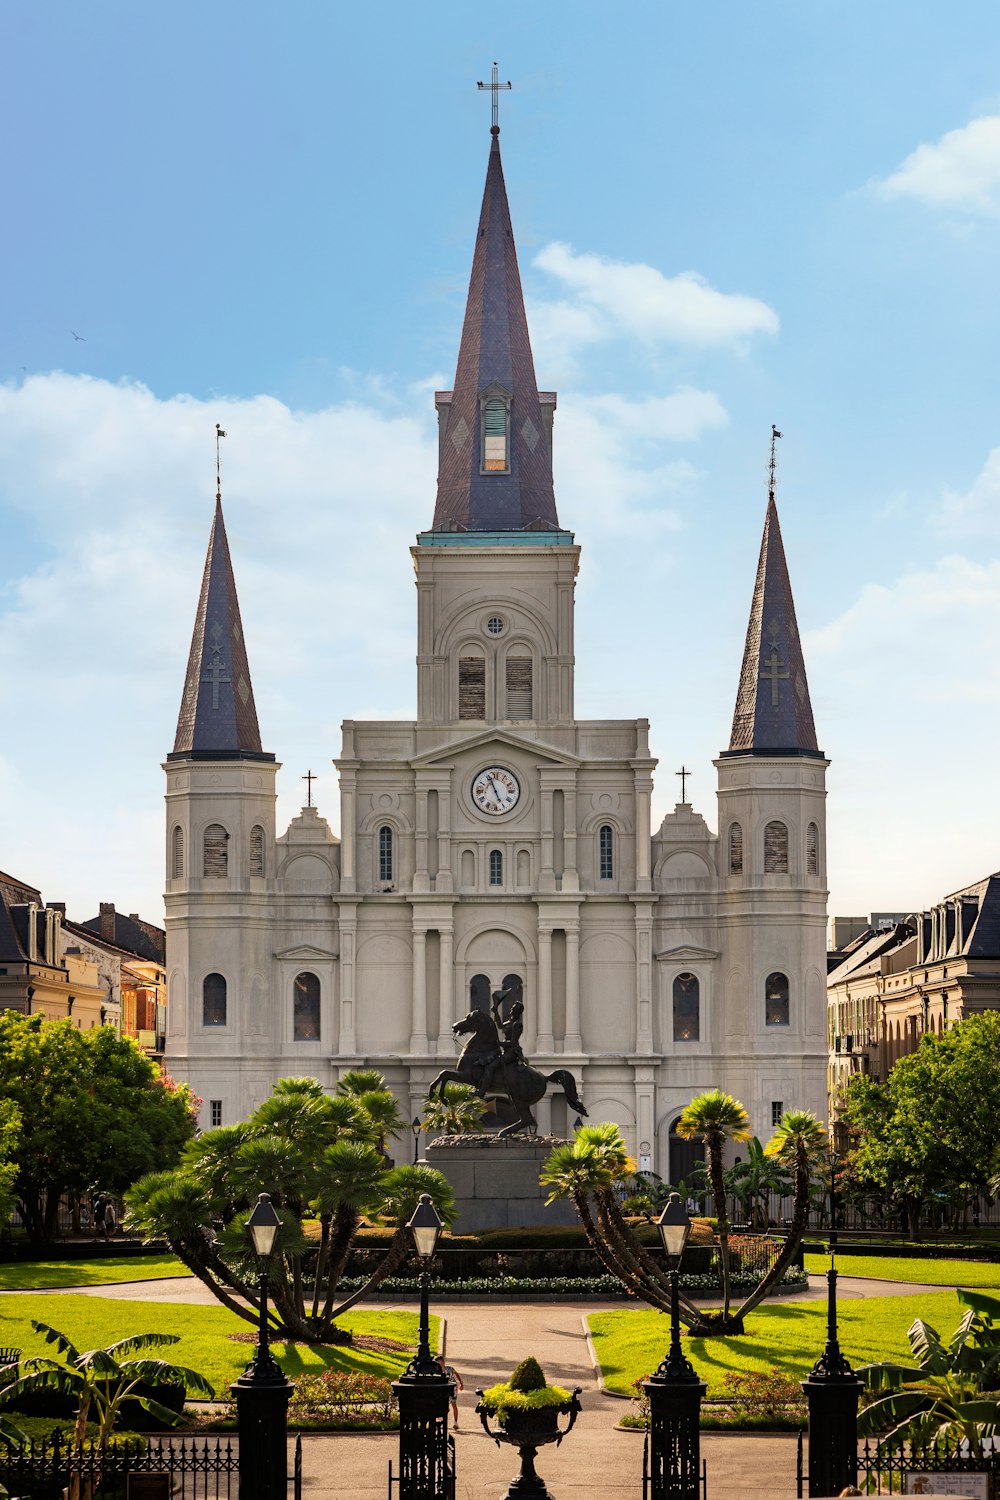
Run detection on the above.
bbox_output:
[654,944,720,963]
[273,945,339,962]
[411,727,580,770]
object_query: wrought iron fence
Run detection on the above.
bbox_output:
[796,1431,1000,1498]
[0,1432,303,1500]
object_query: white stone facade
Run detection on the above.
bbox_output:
[163,528,829,1168]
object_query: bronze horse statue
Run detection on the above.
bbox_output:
[427,1008,588,1138]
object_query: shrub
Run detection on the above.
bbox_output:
[508,1358,546,1393]
[719,1368,806,1423]
[287,1370,396,1429]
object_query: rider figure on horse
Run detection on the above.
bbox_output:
[479,988,526,1098]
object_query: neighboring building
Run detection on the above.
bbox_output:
[61,905,166,1057]
[163,121,830,1171]
[827,871,1000,1136]
[0,874,108,1026]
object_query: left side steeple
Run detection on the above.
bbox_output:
[169,498,272,761]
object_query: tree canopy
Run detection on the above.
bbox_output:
[0,1014,197,1242]
[842,1013,1000,1224]
[126,1074,454,1344]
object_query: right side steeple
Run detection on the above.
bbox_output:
[432,113,559,532]
[725,429,821,757]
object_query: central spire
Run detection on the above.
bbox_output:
[432,121,559,532]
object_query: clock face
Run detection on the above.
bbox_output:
[471,766,521,816]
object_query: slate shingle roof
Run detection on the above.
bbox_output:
[432,129,559,533]
[170,499,273,761]
[725,495,821,757]
[76,913,164,964]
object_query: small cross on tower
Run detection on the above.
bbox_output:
[302,769,317,808]
[676,765,692,804]
[477,62,511,134]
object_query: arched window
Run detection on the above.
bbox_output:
[378,826,393,883]
[599,825,614,880]
[489,849,503,887]
[501,974,523,1023]
[293,971,320,1040]
[203,972,227,1027]
[806,822,819,876]
[171,826,184,880]
[250,825,264,877]
[765,972,790,1027]
[483,397,509,472]
[203,824,228,877]
[728,823,743,875]
[673,973,700,1041]
[470,974,491,1013]
[763,821,789,874]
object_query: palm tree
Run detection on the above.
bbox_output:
[337,1069,387,1097]
[327,1164,456,1317]
[732,1109,828,1321]
[0,1321,212,1449]
[724,1136,792,1229]
[422,1083,487,1137]
[675,1090,751,1321]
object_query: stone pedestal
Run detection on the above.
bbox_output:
[426,1134,577,1232]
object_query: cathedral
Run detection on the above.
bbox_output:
[162,121,830,1176]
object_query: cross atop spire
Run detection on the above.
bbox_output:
[477,62,511,135]
[431,110,560,533]
[724,429,821,759]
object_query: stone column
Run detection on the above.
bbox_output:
[539,789,555,892]
[438,926,455,1055]
[564,925,582,1051]
[536,928,554,1051]
[410,928,428,1053]
[339,771,356,893]
[413,787,430,893]
[562,780,579,893]
[634,902,654,1054]
[338,905,357,1054]
[635,773,653,891]
[435,778,453,893]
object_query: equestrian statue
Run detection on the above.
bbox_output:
[427,988,588,1137]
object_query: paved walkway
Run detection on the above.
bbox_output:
[4,1271,948,1497]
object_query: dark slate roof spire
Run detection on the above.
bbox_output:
[725,433,821,758]
[169,496,273,762]
[432,124,559,532]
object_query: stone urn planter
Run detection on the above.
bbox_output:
[475,1357,582,1499]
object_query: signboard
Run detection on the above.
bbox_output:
[126,1474,172,1500]
[904,1474,989,1499]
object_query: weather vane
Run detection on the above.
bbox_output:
[477,62,511,134]
[768,424,783,502]
[215,423,227,503]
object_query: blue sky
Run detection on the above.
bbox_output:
[3,1,1000,923]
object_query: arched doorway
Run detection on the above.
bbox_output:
[668,1116,706,1194]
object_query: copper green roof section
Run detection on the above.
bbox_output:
[433,127,559,532]
[724,495,822,758]
[169,499,273,762]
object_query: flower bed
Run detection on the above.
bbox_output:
[330,1266,808,1297]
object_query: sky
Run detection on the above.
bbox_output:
[2,2,1000,926]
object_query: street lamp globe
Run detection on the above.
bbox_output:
[656,1191,692,1267]
[407,1192,443,1262]
[247,1192,281,1260]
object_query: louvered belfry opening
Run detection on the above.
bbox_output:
[505,657,532,718]
[459,657,486,719]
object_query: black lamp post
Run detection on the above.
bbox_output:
[573,1115,583,1133]
[232,1194,294,1500]
[391,1194,455,1499]
[801,1252,863,1497]
[411,1115,422,1165]
[643,1193,706,1500]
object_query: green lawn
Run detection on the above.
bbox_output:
[0,1293,432,1395]
[806,1253,1000,1287]
[0,1256,188,1290]
[589,1289,964,1398]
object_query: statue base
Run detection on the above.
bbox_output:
[425,1135,578,1232]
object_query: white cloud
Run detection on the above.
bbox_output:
[874,115,1000,216]
[940,445,1000,532]
[0,371,722,918]
[531,242,779,363]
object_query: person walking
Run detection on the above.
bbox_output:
[437,1355,463,1426]
[92,1193,107,1242]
